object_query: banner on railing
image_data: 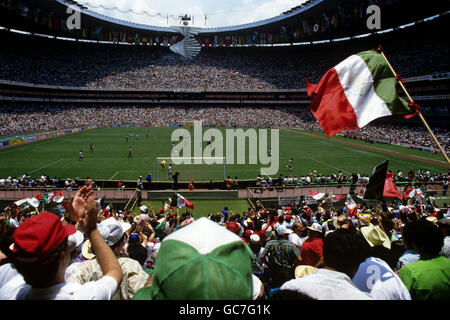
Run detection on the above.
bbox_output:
[1,125,92,149]
[9,138,25,145]
[278,196,301,206]
[24,137,37,142]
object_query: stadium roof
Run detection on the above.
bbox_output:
[3,0,450,40]
[14,0,332,35]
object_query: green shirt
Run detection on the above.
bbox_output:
[133,286,152,300]
[398,256,450,300]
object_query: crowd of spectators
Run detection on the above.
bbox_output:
[255,168,450,189]
[0,26,448,91]
[1,183,449,300]
[208,192,450,300]
[339,123,450,153]
[0,105,318,136]
[1,104,448,154]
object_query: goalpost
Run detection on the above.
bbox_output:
[155,156,226,182]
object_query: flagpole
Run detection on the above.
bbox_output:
[378,47,450,165]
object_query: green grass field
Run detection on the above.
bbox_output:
[0,127,447,182]
[137,199,252,219]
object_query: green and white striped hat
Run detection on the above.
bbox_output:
[149,217,255,300]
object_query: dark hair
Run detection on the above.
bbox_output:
[368,246,397,270]
[402,220,444,257]
[13,238,68,288]
[127,243,148,266]
[323,229,367,275]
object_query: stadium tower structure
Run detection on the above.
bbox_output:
[169,15,202,59]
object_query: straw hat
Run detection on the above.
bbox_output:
[333,215,349,229]
[360,225,391,249]
[81,239,95,260]
[294,265,317,279]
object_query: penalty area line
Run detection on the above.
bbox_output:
[29,159,64,174]
[109,171,120,181]
[306,156,352,174]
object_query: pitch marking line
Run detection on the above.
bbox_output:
[29,159,64,174]
[306,156,352,174]
[109,171,120,181]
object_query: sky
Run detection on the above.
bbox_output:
[77,0,308,28]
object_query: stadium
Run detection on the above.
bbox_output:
[0,0,449,303]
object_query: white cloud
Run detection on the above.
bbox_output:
[79,0,307,28]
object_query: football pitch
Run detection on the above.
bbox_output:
[0,127,448,182]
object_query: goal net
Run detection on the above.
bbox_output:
[156,157,226,182]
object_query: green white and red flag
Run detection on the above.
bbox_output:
[306,50,415,136]
[176,193,195,209]
[308,190,327,201]
[34,191,64,204]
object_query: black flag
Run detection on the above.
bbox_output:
[170,193,178,208]
[363,160,389,201]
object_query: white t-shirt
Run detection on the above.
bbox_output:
[352,257,411,300]
[283,221,294,230]
[0,263,117,300]
[281,268,372,300]
[0,264,22,289]
[5,276,117,300]
[288,233,306,249]
[0,274,26,300]
[145,241,156,262]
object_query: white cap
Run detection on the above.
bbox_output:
[250,234,260,244]
[68,230,84,252]
[99,217,131,246]
[276,224,293,235]
[307,223,323,233]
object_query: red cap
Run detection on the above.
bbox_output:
[244,229,253,238]
[13,211,76,262]
[285,215,292,221]
[226,222,241,234]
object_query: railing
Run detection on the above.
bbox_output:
[246,181,445,200]
[124,188,141,211]
[0,181,444,203]
[0,188,144,202]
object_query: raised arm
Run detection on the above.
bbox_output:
[79,197,123,286]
